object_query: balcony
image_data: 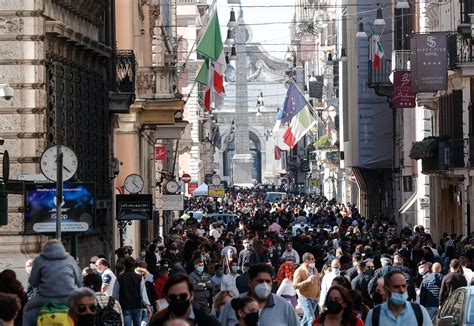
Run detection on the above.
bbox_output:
[115,50,136,93]
[392,50,411,71]
[439,138,465,170]
[109,50,136,113]
[136,66,180,99]
[448,33,474,75]
[368,59,392,97]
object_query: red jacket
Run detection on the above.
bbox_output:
[154,275,169,299]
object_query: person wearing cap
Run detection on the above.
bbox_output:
[419,261,442,319]
[188,258,213,314]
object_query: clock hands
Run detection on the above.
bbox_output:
[64,166,72,173]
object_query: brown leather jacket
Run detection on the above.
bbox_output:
[293,264,320,300]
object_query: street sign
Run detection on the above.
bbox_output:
[188,183,198,195]
[182,173,191,183]
[420,196,430,210]
[157,195,184,211]
[208,185,225,197]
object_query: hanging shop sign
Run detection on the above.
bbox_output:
[393,70,416,108]
[116,194,153,220]
[158,195,184,211]
[410,32,448,93]
[208,185,225,197]
[155,145,167,161]
[24,183,94,234]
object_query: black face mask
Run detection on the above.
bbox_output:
[325,300,343,315]
[77,314,96,326]
[168,298,191,317]
[244,312,259,326]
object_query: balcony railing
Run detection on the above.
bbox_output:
[368,59,392,88]
[115,50,136,93]
[439,138,465,169]
[136,66,179,99]
[448,33,473,69]
[392,50,411,71]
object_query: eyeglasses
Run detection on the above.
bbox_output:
[77,304,97,314]
[168,293,189,301]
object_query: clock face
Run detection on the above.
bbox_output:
[40,145,78,182]
[124,174,144,194]
[166,180,179,193]
[211,175,221,186]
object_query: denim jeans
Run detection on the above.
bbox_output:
[426,306,438,320]
[123,309,143,326]
[299,296,318,326]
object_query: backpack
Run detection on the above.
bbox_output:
[37,302,74,326]
[371,302,422,326]
[96,296,122,325]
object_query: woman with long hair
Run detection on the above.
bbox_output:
[276,261,297,307]
[312,285,364,326]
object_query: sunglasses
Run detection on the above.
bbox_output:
[168,293,189,301]
[77,304,97,314]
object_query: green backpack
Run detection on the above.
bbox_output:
[37,302,74,326]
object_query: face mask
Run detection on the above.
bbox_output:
[89,263,96,270]
[325,300,343,315]
[254,282,272,299]
[390,291,408,306]
[168,298,191,316]
[141,251,146,257]
[244,312,259,326]
[277,247,282,251]
[243,244,250,250]
[308,263,315,269]
[418,268,426,276]
[77,314,96,326]
[231,266,239,273]
[216,270,223,276]
[332,267,340,275]
[25,267,32,275]
[196,266,204,273]
[401,244,407,249]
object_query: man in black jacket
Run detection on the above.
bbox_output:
[439,259,467,306]
[117,256,151,326]
[351,262,373,308]
[150,273,220,326]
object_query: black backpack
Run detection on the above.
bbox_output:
[371,302,422,326]
[96,296,122,326]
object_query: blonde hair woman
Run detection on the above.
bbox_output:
[212,290,236,318]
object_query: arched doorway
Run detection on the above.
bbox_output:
[223,135,262,184]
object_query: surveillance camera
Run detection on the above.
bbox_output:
[0,84,14,101]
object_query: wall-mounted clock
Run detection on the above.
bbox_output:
[166,180,179,194]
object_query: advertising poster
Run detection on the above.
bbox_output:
[24,183,94,234]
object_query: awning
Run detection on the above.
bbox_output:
[399,191,419,214]
[192,183,208,197]
[352,167,367,192]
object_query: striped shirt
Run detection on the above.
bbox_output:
[420,272,443,308]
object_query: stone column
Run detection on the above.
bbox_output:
[232,9,252,185]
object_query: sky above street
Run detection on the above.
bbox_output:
[215,0,294,59]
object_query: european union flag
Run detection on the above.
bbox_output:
[276,83,307,124]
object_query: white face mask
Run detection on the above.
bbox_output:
[25,267,32,275]
[308,263,316,269]
[89,263,97,270]
[255,282,272,299]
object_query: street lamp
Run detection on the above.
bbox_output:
[225,28,234,45]
[227,8,237,28]
[396,0,409,9]
[374,4,386,26]
[356,20,368,38]
[339,48,348,62]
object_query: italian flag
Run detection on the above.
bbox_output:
[373,34,384,70]
[283,105,317,148]
[196,11,225,111]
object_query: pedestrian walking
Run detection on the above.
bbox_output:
[294,253,320,325]
[419,261,443,319]
[439,258,467,306]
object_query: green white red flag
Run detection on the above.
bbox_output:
[196,11,225,111]
[373,34,384,70]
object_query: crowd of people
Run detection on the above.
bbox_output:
[0,187,473,325]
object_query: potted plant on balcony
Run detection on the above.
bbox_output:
[315,134,331,149]
[409,136,439,173]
